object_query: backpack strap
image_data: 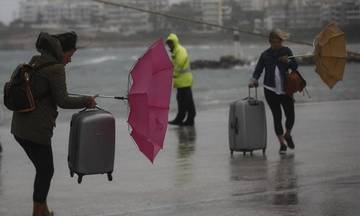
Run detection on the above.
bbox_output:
[30,62,59,101]
[32,62,59,71]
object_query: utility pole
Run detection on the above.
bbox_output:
[233,30,243,59]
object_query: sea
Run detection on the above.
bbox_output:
[0,42,359,125]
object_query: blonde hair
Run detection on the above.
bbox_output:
[269,29,290,41]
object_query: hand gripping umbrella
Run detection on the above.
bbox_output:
[289,22,347,89]
[70,39,173,163]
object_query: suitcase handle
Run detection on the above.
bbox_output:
[80,106,103,112]
[244,87,259,105]
[248,87,258,100]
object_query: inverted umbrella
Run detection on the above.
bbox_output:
[70,39,173,163]
[313,22,347,88]
[128,39,173,163]
[289,22,347,89]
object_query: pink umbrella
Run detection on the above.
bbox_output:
[128,39,173,163]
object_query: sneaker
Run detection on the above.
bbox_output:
[279,144,287,154]
[284,134,295,149]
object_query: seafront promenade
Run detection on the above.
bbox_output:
[0,100,359,216]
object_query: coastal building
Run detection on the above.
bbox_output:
[235,0,264,11]
[19,0,103,29]
[15,0,360,33]
[18,0,170,34]
[262,0,360,30]
[148,0,170,30]
[186,0,229,32]
[102,0,151,35]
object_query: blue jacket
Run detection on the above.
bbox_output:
[252,46,298,88]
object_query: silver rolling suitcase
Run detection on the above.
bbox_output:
[229,88,267,156]
[68,108,115,183]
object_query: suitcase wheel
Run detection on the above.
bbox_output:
[107,172,113,181]
[70,170,74,178]
[77,175,83,184]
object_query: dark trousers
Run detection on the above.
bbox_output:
[264,88,295,136]
[174,87,196,123]
[14,136,54,202]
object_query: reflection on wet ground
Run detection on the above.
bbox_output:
[0,100,359,215]
[176,126,197,159]
[0,154,2,196]
[272,154,298,206]
[175,126,197,186]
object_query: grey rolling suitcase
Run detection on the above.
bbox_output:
[68,108,115,183]
[229,88,267,156]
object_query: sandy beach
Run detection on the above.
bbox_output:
[0,99,359,215]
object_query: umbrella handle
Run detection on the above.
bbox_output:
[114,96,128,100]
[288,54,314,59]
[69,93,128,100]
[80,106,103,112]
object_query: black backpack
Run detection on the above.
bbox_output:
[3,62,56,112]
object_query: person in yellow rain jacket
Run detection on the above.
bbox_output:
[166,33,196,126]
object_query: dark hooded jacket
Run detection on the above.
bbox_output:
[11,32,90,145]
[252,46,298,88]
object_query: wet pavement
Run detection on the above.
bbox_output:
[0,100,359,216]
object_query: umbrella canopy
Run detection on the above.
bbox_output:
[128,39,173,163]
[314,22,347,89]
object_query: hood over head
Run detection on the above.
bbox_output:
[53,31,77,52]
[166,33,180,47]
[35,32,64,63]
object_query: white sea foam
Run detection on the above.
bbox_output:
[73,55,118,66]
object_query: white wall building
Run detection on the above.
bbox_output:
[18,0,170,34]
[235,0,264,11]
[103,0,151,34]
[187,0,226,32]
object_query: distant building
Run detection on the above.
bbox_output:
[288,2,322,29]
[263,6,286,30]
[16,0,360,34]
[18,0,170,35]
[19,0,46,25]
[102,0,151,35]
[318,0,360,26]
[148,0,170,30]
[187,0,228,32]
[235,0,264,11]
[19,0,103,30]
[263,0,360,30]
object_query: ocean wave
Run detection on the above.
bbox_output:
[72,56,118,66]
[131,55,140,61]
[187,45,212,50]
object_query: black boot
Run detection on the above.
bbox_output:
[168,119,183,126]
[182,119,194,126]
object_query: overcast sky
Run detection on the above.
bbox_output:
[0,0,21,24]
[0,0,184,25]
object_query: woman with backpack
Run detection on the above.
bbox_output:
[11,32,97,216]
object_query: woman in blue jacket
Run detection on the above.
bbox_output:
[249,29,298,154]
